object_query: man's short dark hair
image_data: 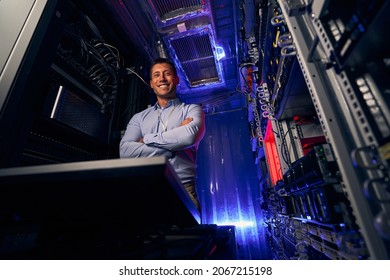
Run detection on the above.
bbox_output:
[150,57,177,76]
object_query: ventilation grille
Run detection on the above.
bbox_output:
[147,0,222,87]
[150,0,204,22]
[166,27,222,87]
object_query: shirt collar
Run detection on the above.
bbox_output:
[153,98,180,110]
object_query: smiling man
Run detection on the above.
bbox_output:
[119,57,206,211]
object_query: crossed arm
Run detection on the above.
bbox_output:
[119,105,205,159]
[138,117,193,143]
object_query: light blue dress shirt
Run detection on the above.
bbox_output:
[119,98,205,184]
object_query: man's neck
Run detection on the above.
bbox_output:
[157,97,176,108]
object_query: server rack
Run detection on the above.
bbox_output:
[255,0,390,259]
[0,0,148,168]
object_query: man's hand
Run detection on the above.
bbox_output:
[180,117,193,126]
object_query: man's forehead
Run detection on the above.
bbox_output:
[151,63,173,73]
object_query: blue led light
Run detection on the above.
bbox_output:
[215,46,226,60]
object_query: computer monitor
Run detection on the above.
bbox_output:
[0,157,200,232]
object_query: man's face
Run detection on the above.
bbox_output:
[150,63,179,99]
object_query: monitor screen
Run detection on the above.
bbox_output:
[0,157,200,237]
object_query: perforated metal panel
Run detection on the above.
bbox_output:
[144,0,223,88]
[51,86,111,143]
[150,0,203,22]
[165,26,223,87]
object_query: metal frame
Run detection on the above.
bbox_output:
[0,0,49,112]
[278,0,389,259]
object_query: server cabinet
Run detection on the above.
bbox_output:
[0,0,147,168]
[254,0,389,259]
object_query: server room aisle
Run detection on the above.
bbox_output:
[197,108,272,260]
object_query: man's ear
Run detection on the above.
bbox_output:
[173,76,179,85]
